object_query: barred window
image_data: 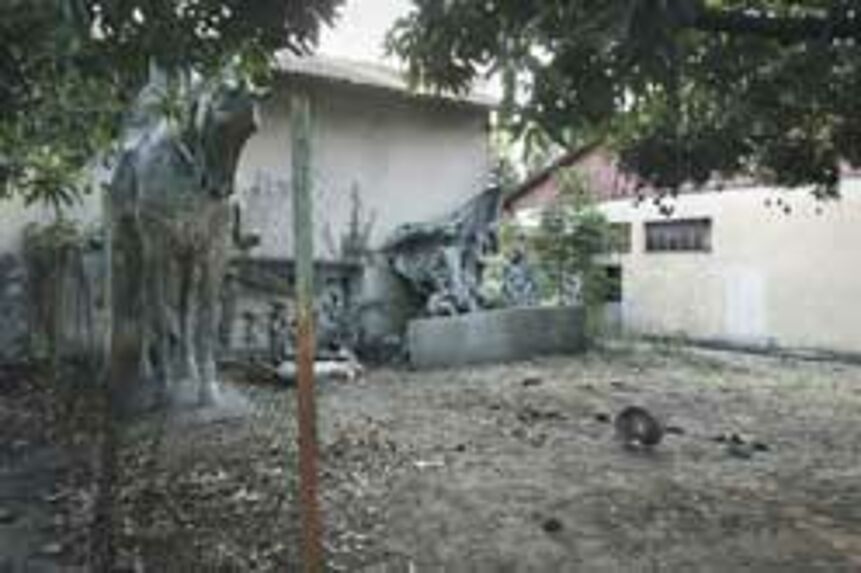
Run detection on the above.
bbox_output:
[645,218,711,252]
[603,265,623,302]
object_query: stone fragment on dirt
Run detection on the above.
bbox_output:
[529,433,548,448]
[614,406,664,448]
[718,433,770,459]
[516,405,564,424]
[542,517,564,533]
[0,507,17,524]
[521,376,543,387]
[413,459,445,470]
[594,412,611,423]
[665,425,685,435]
[610,380,637,392]
[727,442,755,460]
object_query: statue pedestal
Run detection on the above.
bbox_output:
[407,306,586,369]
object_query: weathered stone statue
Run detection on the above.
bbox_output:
[501,245,539,307]
[107,67,257,407]
[384,185,502,316]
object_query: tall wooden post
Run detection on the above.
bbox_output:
[290,92,324,572]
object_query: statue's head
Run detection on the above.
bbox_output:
[199,74,256,144]
[194,70,259,197]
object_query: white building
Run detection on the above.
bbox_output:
[505,148,861,357]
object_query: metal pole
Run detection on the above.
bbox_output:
[290,92,324,573]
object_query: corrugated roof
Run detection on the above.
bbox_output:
[503,141,604,209]
[274,53,497,109]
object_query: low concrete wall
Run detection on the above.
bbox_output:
[408,306,586,369]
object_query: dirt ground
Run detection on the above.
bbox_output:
[4,342,861,571]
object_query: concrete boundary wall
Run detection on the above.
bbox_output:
[408,306,586,369]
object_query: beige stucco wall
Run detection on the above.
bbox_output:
[236,78,491,261]
[596,179,861,354]
[0,193,103,255]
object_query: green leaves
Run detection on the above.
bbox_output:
[390,0,861,195]
[531,169,610,306]
[1,0,343,209]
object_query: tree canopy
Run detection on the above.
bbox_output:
[0,0,341,207]
[388,0,861,196]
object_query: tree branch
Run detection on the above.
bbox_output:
[689,5,861,42]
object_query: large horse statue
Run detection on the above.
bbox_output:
[107,68,257,408]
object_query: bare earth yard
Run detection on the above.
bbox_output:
[4,342,861,570]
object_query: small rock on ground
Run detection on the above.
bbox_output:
[542,517,564,533]
[0,507,17,524]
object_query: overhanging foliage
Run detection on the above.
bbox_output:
[0,0,342,205]
[388,0,861,196]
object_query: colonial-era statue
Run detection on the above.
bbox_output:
[384,185,502,316]
[107,67,257,407]
[501,244,539,307]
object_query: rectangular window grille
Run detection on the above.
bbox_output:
[645,218,711,252]
[603,265,623,302]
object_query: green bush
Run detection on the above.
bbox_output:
[530,168,610,334]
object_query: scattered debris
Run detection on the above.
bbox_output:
[224,358,284,385]
[727,442,755,460]
[517,405,564,424]
[614,406,664,449]
[529,433,548,448]
[610,380,637,392]
[716,433,770,459]
[276,353,364,383]
[542,517,564,533]
[413,459,445,471]
[0,507,17,524]
[665,425,686,435]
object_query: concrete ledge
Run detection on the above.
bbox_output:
[408,306,586,369]
[640,334,861,366]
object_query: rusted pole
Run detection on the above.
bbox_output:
[291,92,324,573]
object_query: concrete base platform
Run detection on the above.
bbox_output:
[408,306,586,369]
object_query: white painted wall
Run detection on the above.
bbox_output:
[0,193,103,255]
[595,179,861,354]
[236,78,491,261]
